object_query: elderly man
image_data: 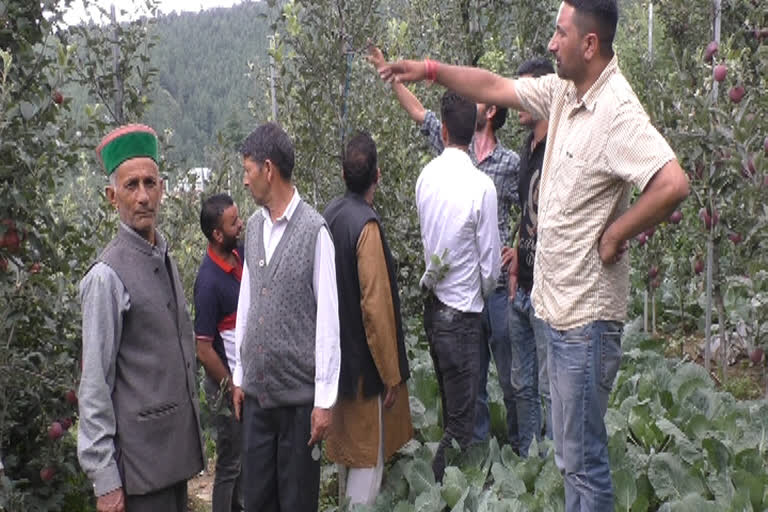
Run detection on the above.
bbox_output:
[231,122,340,512]
[323,132,413,505]
[78,124,205,512]
[381,0,689,508]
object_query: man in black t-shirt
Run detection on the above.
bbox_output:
[507,58,555,455]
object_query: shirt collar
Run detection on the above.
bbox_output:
[442,146,473,163]
[119,221,167,254]
[566,55,619,114]
[470,135,505,165]
[261,186,301,224]
[206,244,243,279]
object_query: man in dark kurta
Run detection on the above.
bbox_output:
[323,132,413,506]
[78,124,205,512]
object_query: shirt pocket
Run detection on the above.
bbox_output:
[137,401,179,421]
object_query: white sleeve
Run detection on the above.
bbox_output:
[312,226,340,409]
[477,182,502,297]
[233,259,250,387]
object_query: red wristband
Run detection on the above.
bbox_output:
[424,58,438,83]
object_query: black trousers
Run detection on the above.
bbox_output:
[423,294,483,482]
[125,480,187,512]
[241,395,320,512]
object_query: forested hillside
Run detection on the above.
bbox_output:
[144,1,270,165]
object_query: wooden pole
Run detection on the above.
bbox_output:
[268,35,278,122]
[648,1,654,61]
[705,0,722,375]
[111,4,123,124]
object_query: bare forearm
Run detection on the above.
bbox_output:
[391,82,426,124]
[196,340,230,386]
[604,160,689,244]
[434,63,522,110]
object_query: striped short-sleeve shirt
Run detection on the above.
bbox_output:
[514,57,676,330]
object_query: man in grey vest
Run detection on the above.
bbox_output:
[78,124,205,512]
[231,122,340,512]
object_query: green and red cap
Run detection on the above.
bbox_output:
[96,124,159,175]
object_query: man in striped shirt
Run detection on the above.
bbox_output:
[380,0,689,509]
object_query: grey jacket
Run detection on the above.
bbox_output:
[77,223,204,496]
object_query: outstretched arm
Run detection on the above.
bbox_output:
[368,46,426,124]
[379,59,524,111]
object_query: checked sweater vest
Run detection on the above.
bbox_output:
[242,200,326,408]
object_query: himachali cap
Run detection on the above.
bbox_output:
[96,124,159,175]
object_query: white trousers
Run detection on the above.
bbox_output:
[338,397,384,506]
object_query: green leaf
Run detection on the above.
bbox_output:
[405,459,436,498]
[614,468,638,511]
[490,462,526,499]
[441,467,468,508]
[648,453,706,501]
[413,487,445,512]
[656,493,721,512]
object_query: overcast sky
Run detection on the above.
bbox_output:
[63,0,247,24]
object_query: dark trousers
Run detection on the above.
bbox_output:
[204,379,244,512]
[125,480,187,512]
[423,295,483,482]
[241,395,320,512]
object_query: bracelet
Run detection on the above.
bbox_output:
[424,58,438,83]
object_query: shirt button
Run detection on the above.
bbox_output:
[258,317,264,325]
[261,287,268,296]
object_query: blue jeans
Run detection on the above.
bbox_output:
[507,288,549,456]
[546,321,623,512]
[473,288,518,447]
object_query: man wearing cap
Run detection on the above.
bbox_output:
[78,124,205,512]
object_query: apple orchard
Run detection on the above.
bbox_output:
[1,0,767,510]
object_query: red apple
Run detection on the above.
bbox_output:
[40,467,56,482]
[694,259,705,275]
[699,207,719,229]
[651,277,661,289]
[48,421,63,440]
[750,347,764,364]
[704,41,718,62]
[713,64,727,82]
[729,85,746,104]
[65,389,78,406]
[648,266,659,279]
[668,210,683,224]
[728,232,743,245]
[52,91,63,105]
[644,227,655,239]
[635,233,647,246]
[29,262,41,274]
[60,417,73,430]
[0,219,20,252]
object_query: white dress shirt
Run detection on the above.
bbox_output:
[233,189,340,409]
[416,147,501,313]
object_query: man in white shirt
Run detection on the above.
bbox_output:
[416,91,501,481]
[231,122,341,512]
